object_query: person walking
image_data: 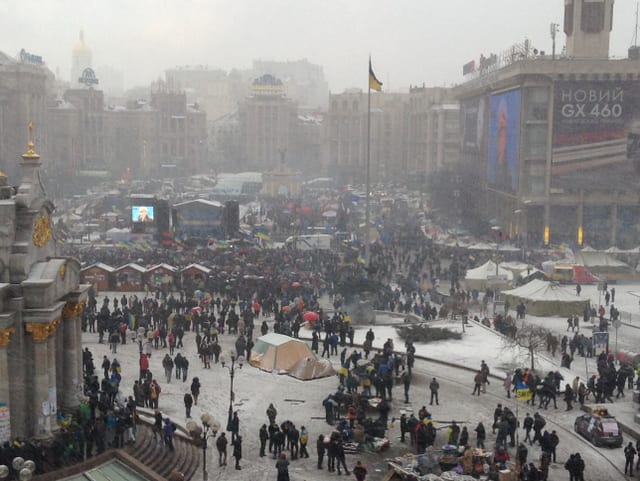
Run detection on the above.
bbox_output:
[564,384,574,411]
[216,432,228,466]
[183,392,193,418]
[232,435,242,470]
[625,441,637,476]
[401,371,411,403]
[299,426,310,458]
[163,418,176,451]
[259,424,269,457]
[230,411,240,443]
[353,460,368,481]
[275,453,290,481]
[316,434,326,469]
[429,377,440,405]
[190,377,200,405]
[474,421,486,449]
[162,354,174,383]
[472,371,483,396]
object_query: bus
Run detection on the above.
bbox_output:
[285,234,334,250]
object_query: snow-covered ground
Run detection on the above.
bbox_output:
[85,292,634,480]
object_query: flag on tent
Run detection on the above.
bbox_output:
[369,58,383,92]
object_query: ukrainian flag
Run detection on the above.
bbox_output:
[369,58,383,92]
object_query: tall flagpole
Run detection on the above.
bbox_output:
[365,56,372,268]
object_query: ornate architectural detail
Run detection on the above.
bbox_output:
[22,122,40,160]
[25,318,60,342]
[59,263,66,280]
[0,328,15,347]
[62,300,85,320]
[32,213,52,247]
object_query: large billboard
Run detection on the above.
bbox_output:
[487,89,521,193]
[553,81,640,169]
[462,96,486,154]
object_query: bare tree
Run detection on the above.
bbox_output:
[502,324,549,370]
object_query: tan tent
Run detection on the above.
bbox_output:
[250,333,335,380]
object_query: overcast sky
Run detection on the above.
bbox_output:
[2,0,639,92]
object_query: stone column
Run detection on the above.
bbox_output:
[47,330,59,428]
[611,203,618,247]
[61,301,84,409]
[0,328,15,440]
[25,322,56,438]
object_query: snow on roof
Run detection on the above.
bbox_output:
[256,332,302,347]
[574,251,628,269]
[173,198,223,209]
[147,263,177,273]
[115,263,146,273]
[465,260,514,281]
[82,262,115,273]
[182,263,212,274]
[502,279,581,302]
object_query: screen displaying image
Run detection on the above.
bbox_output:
[131,205,154,223]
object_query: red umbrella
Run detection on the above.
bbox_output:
[291,281,301,288]
[282,305,291,313]
[303,311,319,322]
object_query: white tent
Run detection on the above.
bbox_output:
[464,260,514,290]
[502,279,589,317]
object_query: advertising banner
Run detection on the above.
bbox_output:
[553,81,640,168]
[487,90,521,193]
[462,97,486,154]
[592,331,609,356]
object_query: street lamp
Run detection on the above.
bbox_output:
[221,351,243,431]
[0,457,36,481]
[186,413,220,481]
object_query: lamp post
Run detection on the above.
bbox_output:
[0,457,36,481]
[186,413,220,481]
[221,351,243,432]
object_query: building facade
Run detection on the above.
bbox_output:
[0,50,51,181]
[455,0,640,248]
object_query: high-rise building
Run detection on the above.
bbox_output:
[238,74,298,171]
[70,31,92,86]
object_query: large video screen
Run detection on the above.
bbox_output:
[131,205,154,223]
[487,89,521,193]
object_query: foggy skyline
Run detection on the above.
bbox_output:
[3,0,640,93]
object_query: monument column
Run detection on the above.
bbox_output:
[25,322,55,437]
[46,321,59,426]
[62,301,84,409]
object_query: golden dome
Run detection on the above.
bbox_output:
[73,30,92,55]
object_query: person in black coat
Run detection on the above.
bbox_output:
[232,435,242,470]
[316,434,326,469]
[259,424,269,457]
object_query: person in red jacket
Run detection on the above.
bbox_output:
[139,353,149,382]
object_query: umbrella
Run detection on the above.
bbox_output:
[291,281,301,288]
[303,311,319,322]
[282,305,291,313]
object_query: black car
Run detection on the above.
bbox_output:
[574,408,623,448]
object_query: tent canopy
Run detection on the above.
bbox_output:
[502,279,589,317]
[250,333,335,380]
[464,260,513,290]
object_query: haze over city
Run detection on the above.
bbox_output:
[4,0,640,91]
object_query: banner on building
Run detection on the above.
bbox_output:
[462,97,486,154]
[553,81,640,170]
